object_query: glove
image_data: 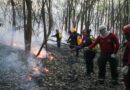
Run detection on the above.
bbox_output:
[85,47,89,50]
[111,54,116,58]
[121,65,129,75]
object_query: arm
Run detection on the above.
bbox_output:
[74,36,90,50]
[112,34,120,54]
[127,42,130,67]
[52,34,56,37]
[88,37,99,49]
[67,35,71,43]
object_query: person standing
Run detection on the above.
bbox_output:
[67,20,82,57]
[87,25,119,85]
[81,29,96,77]
[121,24,130,90]
[52,29,62,48]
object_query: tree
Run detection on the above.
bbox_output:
[36,0,53,56]
[24,0,32,53]
[10,0,16,46]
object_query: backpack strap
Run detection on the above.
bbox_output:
[98,33,113,42]
[97,35,101,43]
[83,35,92,47]
[98,33,114,49]
[109,33,115,49]
[77,34,82,45]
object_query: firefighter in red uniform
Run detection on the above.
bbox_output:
[87,25,119,85]
[122,24,130,90]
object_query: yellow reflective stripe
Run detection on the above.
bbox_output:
[71,27,77,32]
[77,36,82,45]
[59,33,62,38]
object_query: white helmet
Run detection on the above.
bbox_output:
[98,25,107,31]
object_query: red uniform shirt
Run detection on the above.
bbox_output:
[88,33,119,54]
[127,42,130,67]
[123,41,130,67]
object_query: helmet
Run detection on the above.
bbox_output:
[82,29,91,33]
[122,24,130,34]
[98,25,106,31]
[70,27,77,33]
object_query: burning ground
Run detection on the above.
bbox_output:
[0,43,126,90]
[39,44,125,90]
[0,43,41,90]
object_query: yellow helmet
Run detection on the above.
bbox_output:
[71,27,77,33]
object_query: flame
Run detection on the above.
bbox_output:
[32,66,41,75]
[31,48,56,61]
[48,52,55,61]
[26,74,32,81]
[43,67,49,74]
[31,48,47,59]
[32,66,40,72]
[48,55,54,61]
[26,66,42,80]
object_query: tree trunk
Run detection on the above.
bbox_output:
[10,0,16,46]
[36,0,53,57]
[24,0,32,53]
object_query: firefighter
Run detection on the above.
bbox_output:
[121,24,130,90]
[82,29,96,77]
[52,29,62,48]
[67,20,82,57]
[87,25,119,85]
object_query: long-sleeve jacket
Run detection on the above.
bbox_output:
[123,41,130,67]
[52,32,61,41]
[75,35,92,50]
[88,33,119,54]
[81,35,92,47]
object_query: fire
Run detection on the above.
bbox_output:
[48,55,54,61]
[26,74,32,81]
[26,66,43,80]
[31,48,47,59]
[32,66,40,72]
[48,52,55,61]
[49,56,54,61]
[31,48,55,61]
[43,67,49,74]
[32,66,41,75]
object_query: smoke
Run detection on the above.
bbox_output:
[0,44,42,90]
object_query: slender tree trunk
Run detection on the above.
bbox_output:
[36,0,53,56]
[10,0,16,46]
[46,0,53,38]
[80,2,84,33]
[124,0,129,25]
[65,4,68,31]
[107,0,111,30]
[11,0,16,27]
[68,0,71,32]
[111,0,114,32]
[23,0,27,51]
[36,0,46,56]
[24,0,32,53]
